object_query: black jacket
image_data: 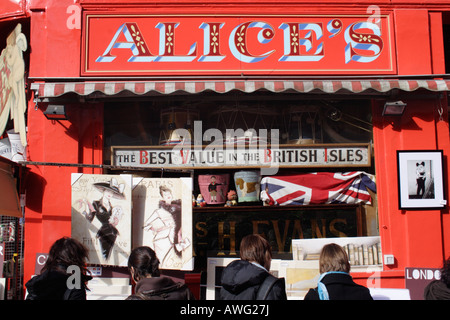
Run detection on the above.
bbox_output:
[424,280,450,300]
[219,260,287,300]
[25,270,90,300]
[126,276,195,300]
[304,272,373,300]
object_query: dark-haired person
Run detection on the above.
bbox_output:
[125,246,195,300]
[424,257,450,300]
[304,243,373,300]
[219,234,287,300]
[25,237,91,300]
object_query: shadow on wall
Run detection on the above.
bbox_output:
[25,171,47,213]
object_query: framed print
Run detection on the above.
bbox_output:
[132,177,193,271]
[71,174,133,266]
[397,150,446,210]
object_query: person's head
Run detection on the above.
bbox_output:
[239,234,272,271]
[440,257,450,286]
[319,243,350,274]
[42,237,89,274]
[127,246,161,283]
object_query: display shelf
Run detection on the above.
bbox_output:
[193,203,360,212]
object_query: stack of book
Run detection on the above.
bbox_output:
[343,242,382,266]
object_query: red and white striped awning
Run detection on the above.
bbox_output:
[31,79,450,99]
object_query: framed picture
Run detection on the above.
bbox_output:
[397,150,446,210]
[71,174,133,266]
[132,177,193,271]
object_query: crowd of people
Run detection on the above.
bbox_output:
[24,235,450,300]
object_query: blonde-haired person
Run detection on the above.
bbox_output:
[220,234,287,300]
[304,243,373,300]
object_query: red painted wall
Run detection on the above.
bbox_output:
[22,0,450,293]
[23,93,103,288]
[371,98,450,287]
[29,0,81,78]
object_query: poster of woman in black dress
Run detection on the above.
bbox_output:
[72,174,132,266]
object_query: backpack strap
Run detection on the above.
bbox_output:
[256,275,278,300]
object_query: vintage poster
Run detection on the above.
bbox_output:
[0,23,27,147]
[132,177,193,270]
[71,174,132,266]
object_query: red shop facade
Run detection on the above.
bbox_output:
[3,0,450,299]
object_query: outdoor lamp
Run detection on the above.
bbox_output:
[43,104,68,120]
[382,101,406,116]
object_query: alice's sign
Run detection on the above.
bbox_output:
[82,14,395,76]
[111,144,371,170]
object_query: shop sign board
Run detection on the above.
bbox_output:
[111,144,371,170]
[34,253,48,276]
[405,267,441,300]
[82,14,395,76]
[193,206,360,259]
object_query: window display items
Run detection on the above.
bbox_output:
[283,105,323,144]
[198,174,230,204]
[208,105,279,145]
[261,171,376,206]
[224,190,238,207]
[159,108,199,146]
[132,177,193,271]
[71,174,132,266]
[196,194,206,207]
[234,171,261,202]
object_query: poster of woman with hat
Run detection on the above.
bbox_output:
[71,174,132,266]
[132,177,193,270]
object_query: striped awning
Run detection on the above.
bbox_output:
[31,79,450,99]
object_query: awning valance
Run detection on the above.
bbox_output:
[31,79,450,99]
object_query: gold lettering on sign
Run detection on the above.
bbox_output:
[330,218,348,237]
[271,220,290,254]
[218,221,236,255]
[252,220,270,238]
[311,219,327,238]
[195,221,208,238]
[195,217,350,255]
[292,220,304,240]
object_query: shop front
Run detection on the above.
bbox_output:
[19,0,450,299]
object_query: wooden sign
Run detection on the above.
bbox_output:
[111,144,371,169]
[82,14,395,76]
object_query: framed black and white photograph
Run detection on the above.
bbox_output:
[397,150,446,210]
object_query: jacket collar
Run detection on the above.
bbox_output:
[135,276,176,293]
[320,272,354,285]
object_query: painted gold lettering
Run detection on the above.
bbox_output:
[271,220,290,253]
[218,221,236,255]
[330,218,348,237]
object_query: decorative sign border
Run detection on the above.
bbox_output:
[82,14,395,76]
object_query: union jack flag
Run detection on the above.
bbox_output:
[260,172,376,206]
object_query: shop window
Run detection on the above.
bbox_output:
[104,96,373,152]
[103,94,378,268]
